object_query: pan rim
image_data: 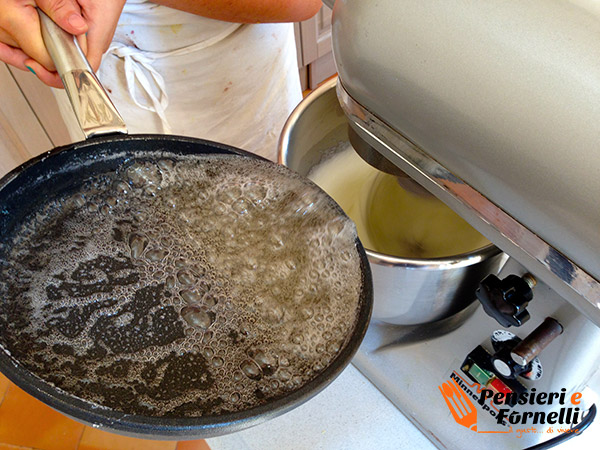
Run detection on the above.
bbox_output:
[0,133,373,439]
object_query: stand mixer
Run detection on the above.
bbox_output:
[324,0,600,448]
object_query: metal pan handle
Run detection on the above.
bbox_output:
[38,10,127,138]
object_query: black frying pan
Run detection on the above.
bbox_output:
[0,13,372,439]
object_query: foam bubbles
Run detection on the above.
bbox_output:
[0,153,363,418]
[181,306,214,330]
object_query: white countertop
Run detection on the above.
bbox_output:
[206,364,435,450]
[205,361,600,450]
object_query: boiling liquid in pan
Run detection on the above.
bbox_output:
[0,154,363,417]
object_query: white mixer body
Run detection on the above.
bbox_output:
[331,0,600,322]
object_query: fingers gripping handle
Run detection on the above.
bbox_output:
[38,9,127,138]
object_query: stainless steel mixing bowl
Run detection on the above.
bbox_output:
[278,78,507,325]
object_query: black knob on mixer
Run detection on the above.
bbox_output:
[476,274,536,327]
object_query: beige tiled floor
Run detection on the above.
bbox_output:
[0,373,210,450]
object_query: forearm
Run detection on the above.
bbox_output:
[149,0,322,23]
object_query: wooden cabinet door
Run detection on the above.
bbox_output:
[296,5,336,90]
[0,64,52,177]
[0,64,77,177]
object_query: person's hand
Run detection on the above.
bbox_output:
[66,1,126,74]
[0,0,125,88]
[0,0,89,87]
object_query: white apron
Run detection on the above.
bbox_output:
[55,0,302,161]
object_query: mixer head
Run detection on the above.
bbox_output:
[347,126,432,198]
[329,0,600,325]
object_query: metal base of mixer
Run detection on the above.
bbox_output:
[353,258,600,449]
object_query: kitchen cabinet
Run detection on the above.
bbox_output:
[0,65,50,177]
[295,4,336,90]
[0,64,74,177]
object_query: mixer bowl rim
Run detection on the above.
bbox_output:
[365,243,502,269]
[278,77,503,270]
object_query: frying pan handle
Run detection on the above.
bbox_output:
[38,10,127,138]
